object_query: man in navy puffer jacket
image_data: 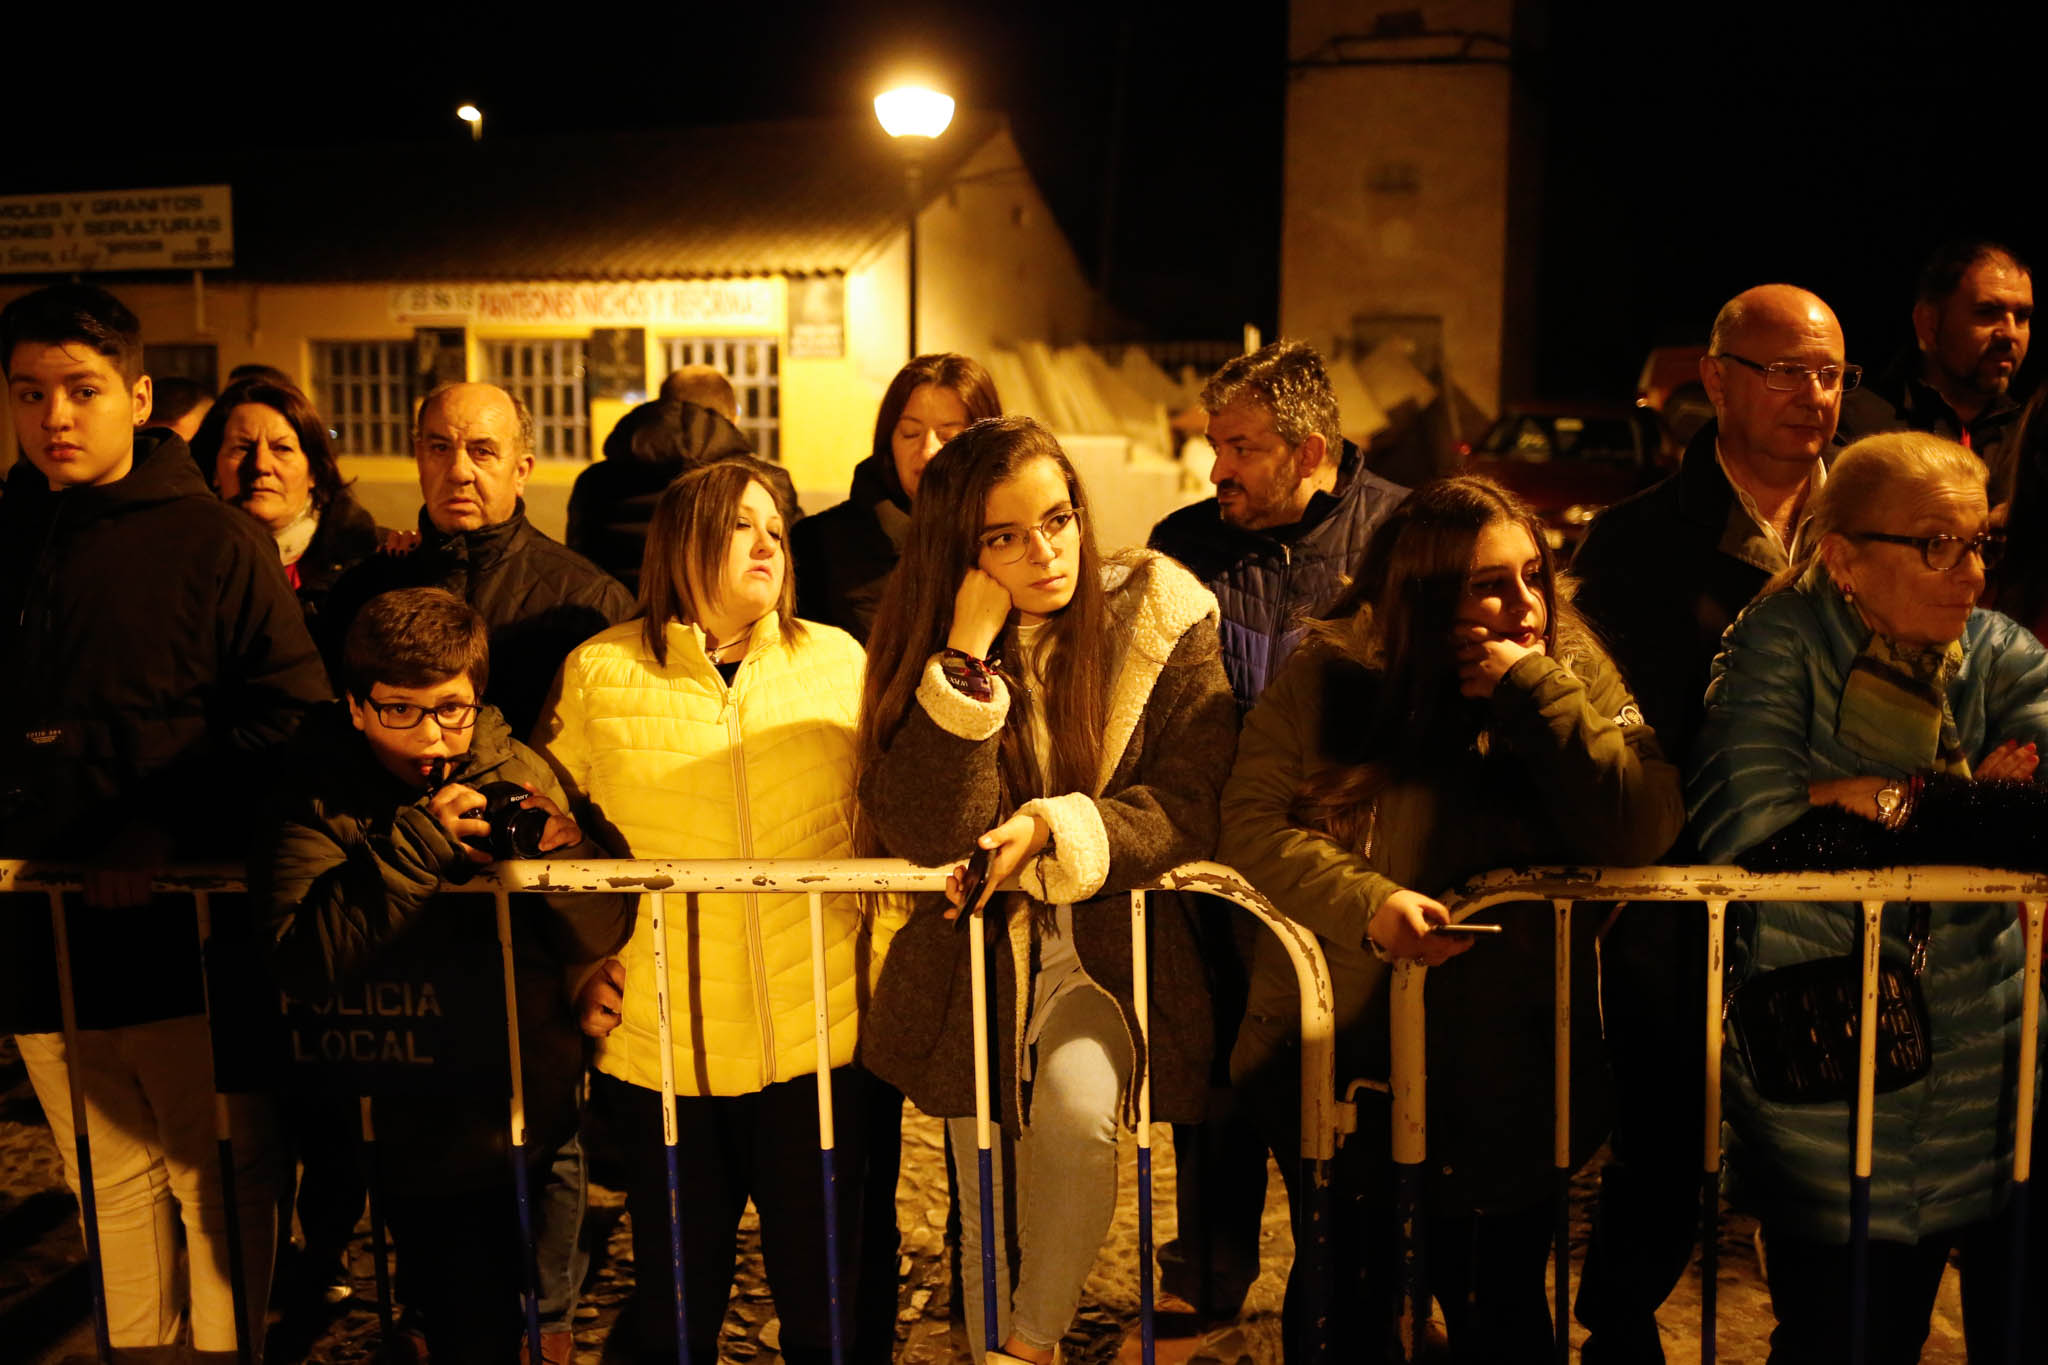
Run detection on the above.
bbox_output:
[1145,340,1405,1325]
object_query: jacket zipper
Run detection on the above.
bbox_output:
[723,669,778,1088]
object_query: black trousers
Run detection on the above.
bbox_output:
[384,1180,526,1364]
[601,1068,868,1365]
[1160,893,1270,1318]
[852,1070,905,1361]
[1248,1040,1560,1363]
[1761,1217,2011,1365]
[1575,903,1707,1363]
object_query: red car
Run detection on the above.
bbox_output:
[1460,404,1668,557]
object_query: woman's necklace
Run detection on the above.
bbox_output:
[706,624,755,663]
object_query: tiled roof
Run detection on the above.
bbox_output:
[72,114,1006,283]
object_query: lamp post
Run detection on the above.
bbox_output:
[874,85,954,358]
[457,103,483,142]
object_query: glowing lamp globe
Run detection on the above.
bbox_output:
[874,87,955,141]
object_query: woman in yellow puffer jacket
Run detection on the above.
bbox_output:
[535,458,890,1365]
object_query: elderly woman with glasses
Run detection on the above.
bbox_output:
[1690,431,2048,1362]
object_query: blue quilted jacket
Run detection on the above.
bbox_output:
[1689,567,2048,1243]
[1148,441,1405,710]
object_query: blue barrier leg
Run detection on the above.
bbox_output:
[216,1133,251,1365]
[648,891,693,1364]
[49,889,113,1364]
[512,1145,544,1358]
[969,901,1000,1352]
[193,892,253,1364]
[2009,899,2044,1365]
[1699,1170,1718,1365]
[1702,898,1729,1365]
[1396,1158,1426,1362]
[1551,900,1572,1365]
[1300,1156,1332,1365]
[493,891,544,1364]
[1132,891,1155,1365]
[1847,900,1885,1365]
[2006,1178,2029,1365]
[361,1097,396,1344]
[805,893,847,1365]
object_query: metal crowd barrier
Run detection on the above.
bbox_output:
[1,857,1337,1365]
[1392,865,2047,1365]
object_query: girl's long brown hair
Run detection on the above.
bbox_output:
[856,416,1111,853]
[1292,475,1589,850]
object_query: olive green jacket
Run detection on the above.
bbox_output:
[1221,642,1682,1210]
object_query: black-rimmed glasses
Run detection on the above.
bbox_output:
[361,699,481,730]
[1848,531,2005,571]
[1716,352,1863,394]
[979,507,1083,565]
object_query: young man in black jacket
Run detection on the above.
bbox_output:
[0,283,330,1354]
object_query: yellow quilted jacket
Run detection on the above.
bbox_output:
[535,612,893,1096]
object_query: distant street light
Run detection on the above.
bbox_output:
[874,86,955,357]
[457,104,483,142]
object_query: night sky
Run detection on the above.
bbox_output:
[5,1,2041,403]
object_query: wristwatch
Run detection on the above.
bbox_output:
[1874,779,1908,831]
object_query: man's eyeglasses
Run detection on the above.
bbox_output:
[979,507,1083,565]
[1716,352,1864,394]
[1848,531,2006,572]
[361,699,481,730]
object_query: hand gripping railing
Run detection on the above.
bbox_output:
[1389,864,2046,1365]
[1,858,1339,1365]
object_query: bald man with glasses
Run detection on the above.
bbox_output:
[1568,283,1854,1364]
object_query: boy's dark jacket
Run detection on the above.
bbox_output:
[256,702,630,1191]
[0,430,329,1033]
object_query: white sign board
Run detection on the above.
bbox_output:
[388,279,780,329]
[0,185,234,274]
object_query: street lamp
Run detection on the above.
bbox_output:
[457,103,483,142]
[874,86,955,357]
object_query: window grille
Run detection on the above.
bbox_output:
[312,341,417,456]
[482,338,588,460]
[660,336,781,464]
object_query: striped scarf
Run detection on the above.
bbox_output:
[1836,631,1972,778]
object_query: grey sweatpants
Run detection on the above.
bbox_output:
[949,987,1135,1358]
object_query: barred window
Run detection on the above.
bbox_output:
[312,341,418,455]
[661,336,781,463]
[482,338,588,460]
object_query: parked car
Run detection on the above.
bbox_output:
[1459,403,1668,556]
[1636,344,1713,457]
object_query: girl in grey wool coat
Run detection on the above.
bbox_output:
[855,416,1238,1364]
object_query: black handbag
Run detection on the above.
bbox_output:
[1727,909,1934,1105]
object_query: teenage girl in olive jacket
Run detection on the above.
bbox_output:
[1219,476,1684,1360]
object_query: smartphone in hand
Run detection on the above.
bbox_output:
[954,846,994,926]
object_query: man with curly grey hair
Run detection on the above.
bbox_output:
[1143,340,1404,1336]
[1151,340,1407,706]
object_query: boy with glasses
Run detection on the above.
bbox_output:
[258,587,629,1363]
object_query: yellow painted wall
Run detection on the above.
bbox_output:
[1,127,1102,511]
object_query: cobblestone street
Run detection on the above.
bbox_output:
[4,1037,1971,1363]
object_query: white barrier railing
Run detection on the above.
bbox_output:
[1395,865,2046,1365]
[0,857,1338,1365]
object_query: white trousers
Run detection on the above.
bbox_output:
[18,1014,278,1356]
